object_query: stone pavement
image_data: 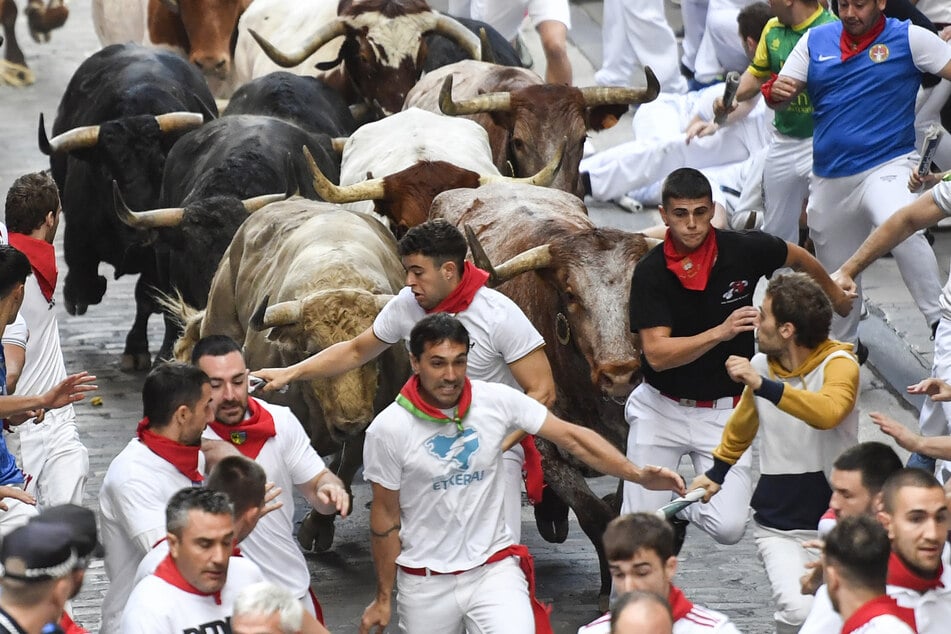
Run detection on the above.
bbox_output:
[0,1,937,632]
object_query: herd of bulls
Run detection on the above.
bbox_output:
[28,0,665,606]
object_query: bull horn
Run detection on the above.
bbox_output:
[249,20,346,68]
[154,112,206,134]
[479,137,565,187]
[477,27,496,65]
[242,192,287,213]
[439,75,510,116]
[432,13,481,61]
[330,137,347,155]
[40,117,101,154]
[112,181,185,229]
[373,294,395,312]
[464,224,552,286]
[578,66,661,107]
[303,145,386,203]
[644,237,662,249]
[250,294,303,330]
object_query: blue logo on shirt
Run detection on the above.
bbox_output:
[426,428,480,470]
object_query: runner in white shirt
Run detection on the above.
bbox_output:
[253,220,557,543]
[578,513,741,634]
[99,363,213,634]
[193,335,348,619]
[358,313,684,633]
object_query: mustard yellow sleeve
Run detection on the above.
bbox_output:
[713,387,759,466]
[748,20,777,78]
[775,357,859,430]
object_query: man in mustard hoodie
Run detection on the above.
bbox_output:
[690,271,860,634]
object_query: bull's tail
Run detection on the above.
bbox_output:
[154,290,205,362]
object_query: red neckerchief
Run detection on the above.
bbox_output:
[840,14,886,61]
[520,436,545,504]
[663,228,718,291]
[668,585,695,622]
[842,595,916,634]
[486,545,552,634]
[59,611,89,634]
[207,397,276,460]
[232,544,242,557]
[427,261,489,314]
[8,233,57,303]
[887,551,944,594]
[395,375,473,432]
[153,554,222,605]
[136,418,203,482]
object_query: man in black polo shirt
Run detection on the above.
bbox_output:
[622,167,854,548]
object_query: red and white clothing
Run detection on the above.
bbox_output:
[120,555,264,634]
[202,397,324,615]
[842,596,916,634]
[373,284,545,541]
[577,585,741,633]
[99,438,205,634]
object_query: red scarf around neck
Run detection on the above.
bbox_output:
[153,554,222,605]
[207,397,276,460]
[842,595,916,634]
[395,375,473,432]
[663,229,718,291]
[668,585,695,622]
[840,14,886,61]
[8,233,57,303]
[136,418,203,482]
[887,551,944,594]
[428,261,489,314]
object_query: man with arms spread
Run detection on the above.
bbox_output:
[622,167,852,548]
[359,314,684,633]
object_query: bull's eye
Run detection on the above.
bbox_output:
[510,138,526,153]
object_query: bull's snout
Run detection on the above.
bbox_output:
[327,419,372,444]
[192,54,230,80]
[593,361,640,398]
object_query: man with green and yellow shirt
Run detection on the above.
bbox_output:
[715,0,837,244]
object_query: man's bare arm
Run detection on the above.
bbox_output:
[360,484,402,634]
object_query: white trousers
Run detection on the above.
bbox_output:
[502,444,524,543]
[621,383,752,545]
[754,522,819,634]
[919,316,951,441]
[9,405,88,507]
[761,133,813,244]
[396,556,533,633]
[596,0,686,94]
[0,496,38,537]
[808,154,942,342]
[915,80,951,173]
[447,0,570,41]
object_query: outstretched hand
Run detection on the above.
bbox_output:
[687,473,721,503]
[637,464,686,496]
[908,378,951,402]
[45,372,97,409]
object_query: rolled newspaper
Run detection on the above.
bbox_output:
[713,72,742,126]
[918,124,943,178]
[654,487,707,520]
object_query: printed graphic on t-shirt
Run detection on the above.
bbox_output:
[721,279,751,303]
[426,428,485,491]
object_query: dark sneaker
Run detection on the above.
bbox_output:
[669,517,688,556]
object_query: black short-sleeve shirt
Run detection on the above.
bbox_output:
[630,229,788,401]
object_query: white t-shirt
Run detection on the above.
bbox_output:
[120,556,264,634]
[578,605,741,633]
[134,540,264,586]
[915,0,951,25]
[99,438,206,634]
[372,286,545,389]
[930,181,951,319]
[363,380,547,571]
[202,398,324,600]
[1,314,27,350]
[847,614,916,634]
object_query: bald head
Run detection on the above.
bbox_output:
[611,591,674,634]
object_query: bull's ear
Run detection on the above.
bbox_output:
[159,0,180,15]
[586,104,628,131]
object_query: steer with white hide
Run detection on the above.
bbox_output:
[429,182,655,608]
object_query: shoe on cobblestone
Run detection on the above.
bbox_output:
[855,340,869,365]
[669,517,688,556]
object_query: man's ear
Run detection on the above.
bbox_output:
[167,531,180,558]
[664,555,678,581]
[779,322,796,341]
[441,259,458,280]
[878,510,895,539]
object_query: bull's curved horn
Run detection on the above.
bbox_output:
[242,192,287,213]
[250,294,303,330]
[303,146,386,203]
[112,181,185,229]
[249,20,347,68]
[154,112,206,134]
[479,137,565,187]
[579,67,661,107]
[431,13,481,61]
[464,224,552,286]
[477,28,496,65]
[41,118,101,154]
[438,75,510,116]
[37,113,52,155]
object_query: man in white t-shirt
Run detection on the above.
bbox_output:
[358,313,685,633]
[253,220,556,543]
[4,172,88,508]
[98,362,214,634]
[194,335,349,620]
[121,488,265,634]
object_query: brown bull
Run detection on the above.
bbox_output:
[429,182,654,607]
[403,60,659,198]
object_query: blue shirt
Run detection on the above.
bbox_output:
[0,346,25,485]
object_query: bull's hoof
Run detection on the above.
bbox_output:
[0,60,35,87]
[533,487,570,543]
[120,352,152,371]
[297,510,335,553]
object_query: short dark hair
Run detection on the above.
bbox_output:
[206,456,267,516]
[881,468,943,514]
[142,362,210,428]
[661,168,713,209]
[737,2,773,43]
[603,513,675,563]
[191,334,243,365]
[833,442,903,496]
[0,245,32,297]
[766,272,832,348]
[408,313,470,359]
[397,219,468,273]
[610,591,672,633]
[5,172,60,234]
[824,515,890,592]
[166,488,233,537]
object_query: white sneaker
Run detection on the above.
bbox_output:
[615,195,644,213]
